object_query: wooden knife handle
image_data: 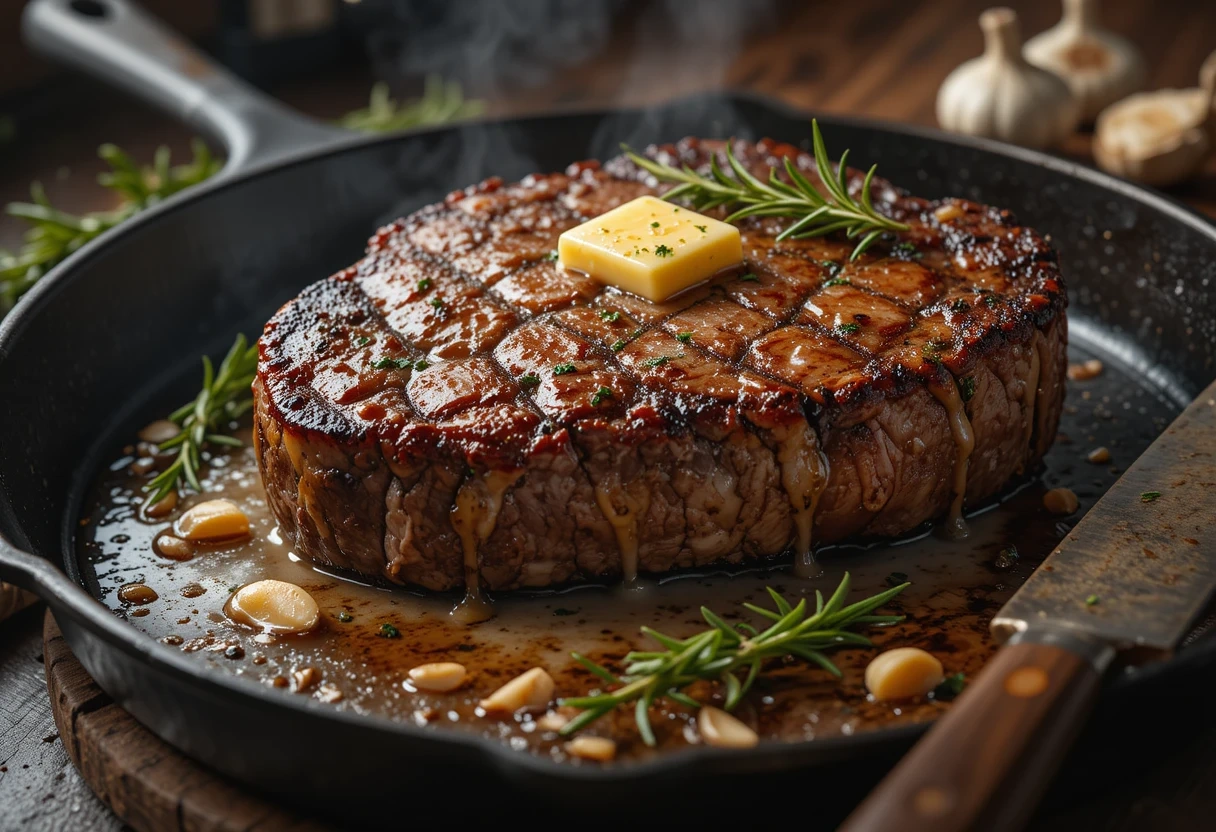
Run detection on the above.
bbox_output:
[841,634,1113,832]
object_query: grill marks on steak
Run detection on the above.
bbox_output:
[255,137,1067,595]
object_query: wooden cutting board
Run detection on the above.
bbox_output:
[43,612,324,832]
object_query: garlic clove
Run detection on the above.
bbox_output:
[175,499,251,543]
[479,667,555,714]
[1093,50,1216,187]
[865,647,945,701]
[226,579,320,635]
[937,7,1079,149]
[1024,0,1146,122]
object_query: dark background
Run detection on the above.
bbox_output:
[1,1,1216,829]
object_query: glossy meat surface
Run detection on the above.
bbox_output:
[254,137,1067,590]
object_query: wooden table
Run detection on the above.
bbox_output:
[2,1,1216,828]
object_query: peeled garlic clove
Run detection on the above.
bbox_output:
[865,647,945,701]
[1093,52,1216,187]
[407,662,468,693]
[138,419,181,444]
[564,736,616,762]
[175,499,251,543]
[226,579,320,634]
[1024,0,1146,122]
[479,667,555,714]
[697,705,759,749]
[936,7,1079,148]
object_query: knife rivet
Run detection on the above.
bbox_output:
[1005,666,1049,698]
[912,786,954,817]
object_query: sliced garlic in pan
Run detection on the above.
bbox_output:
[175,499,251,543]
[226,579,320,635]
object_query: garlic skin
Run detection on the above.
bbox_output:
[937,7,1079,149]
[1024,0,1146,122]
[1094,51,1216,187]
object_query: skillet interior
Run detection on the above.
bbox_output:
[2,93,1216,821]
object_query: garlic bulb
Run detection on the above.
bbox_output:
[1024,0,1146,122]
[1093,50,1216,187]
[937,8,1079,149]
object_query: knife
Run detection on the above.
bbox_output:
[841,381,1216,832]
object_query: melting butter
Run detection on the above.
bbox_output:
[450,469,522,623]
[775,422,830,578]
[930,380,975,539]
[594,477,652,584]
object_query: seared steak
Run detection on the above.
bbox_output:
[254,137,1066,598]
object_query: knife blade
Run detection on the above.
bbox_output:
[841,382,1216,832]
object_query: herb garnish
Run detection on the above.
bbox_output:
[430,297,444,310]
[824,277,851,287]
[378,623,401,639]
[650,221,660,228]
[547,250,560,261]
[893,241,922,259]
[599,310,621,323]
[417,277,432,291]
[144,335,257,504]
[959,376,977,402]
[337,611,353,623]
[413,359,429,372]
[933,672,966,700]
[355,336,371,347]
[644,355,679,368]
[553,362,577,375]
[591,386,614,406]
[836,322,861,334]
[624,121,909,261]
[372,357,412,370]
[1086,594,1101,606]
[738,273,759,282]
[694,224,707,233]
[950,298,971,313]
[519,373,540,387]
[1140,491,1161,503]
[559,574,907,744]
[676,332,693,343]
[654,244,674,258]
[610,339,626,352]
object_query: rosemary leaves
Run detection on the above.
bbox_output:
[559,573,908,745]
[624,120,908,261]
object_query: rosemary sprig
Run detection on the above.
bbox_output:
[558,573,908,745]
[144,334,258,503]
[1,140,221,315]
[1,80,483,316]
[624,120,908,261]
[337,77,484,133]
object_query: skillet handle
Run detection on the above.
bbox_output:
[22,0,349,173]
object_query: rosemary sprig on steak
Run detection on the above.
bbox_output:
[558,573,908,745]
[624,120,908,261]
[144,334,258,503]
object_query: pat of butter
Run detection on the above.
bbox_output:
[557,195,742,302]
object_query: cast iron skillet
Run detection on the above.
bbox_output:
[3,0,1216,823]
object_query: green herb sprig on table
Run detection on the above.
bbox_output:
[624,120,908,261]
[558,573,908,745]
[144,335,258,504]
[1,80,482,316]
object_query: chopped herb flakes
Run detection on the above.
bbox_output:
[994,545,1019,570]
[654,244,674,258]
[610,339,626,352]
[820,260,841,274]
[372,357,411,370]
[951,298,971,313]
[960,376,977,402]
[553,362,577,375]
[738,273,759,282]
[591,386,614,406]
[676,332,693,343]
[650,221,660,228]
[694,224,707,233]
[933,672,966,700]
[417,277,432,291]
[893,241,922,259]
[413,359,429,372]
[836,322,861,334]
[430,297,444,310]
[644,355,679,368]
[982,294,999,307]
[1086,594,1101,606]
[824,277,851,287]
[378,623,400,639]
[1140,491,1161,503]
[519,373,540,387]
[337,611,353,623]
[598,310,621,323]
[548,249,560,261]
[355,336,371,347]
[886,571,909,587]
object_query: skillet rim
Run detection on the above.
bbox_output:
[3,90,1216,784]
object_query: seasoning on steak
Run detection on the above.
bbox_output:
[254,137,1067,611]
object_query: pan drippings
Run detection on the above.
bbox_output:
[75,344,1175,764]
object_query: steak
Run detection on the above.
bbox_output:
[253,137,1067,606]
